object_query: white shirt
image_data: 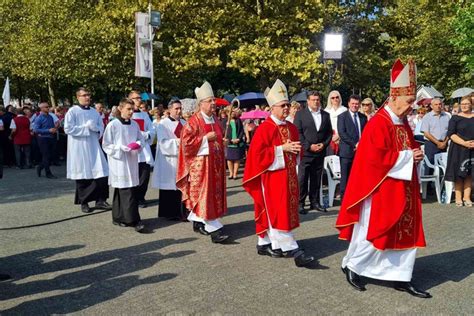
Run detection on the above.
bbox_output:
[349,110,361,138]
[309,107,322,131]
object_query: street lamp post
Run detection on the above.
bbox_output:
[323,33,343,90]
[148,4,161,109]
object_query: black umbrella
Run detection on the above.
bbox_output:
[291,91,308,102]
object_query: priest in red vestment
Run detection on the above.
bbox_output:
[243,79,315,268]
[335,59,431,298]
[176,81,229,244]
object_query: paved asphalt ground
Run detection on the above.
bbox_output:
[0,165,472,315]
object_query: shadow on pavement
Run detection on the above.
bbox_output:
[0,238,197,314]
[0,168,75,204]
[298,234,348,261]
[415,246,473,290]
[2,273,177,315]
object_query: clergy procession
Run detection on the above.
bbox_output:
[1,2,473,313]
[6,58,457,296]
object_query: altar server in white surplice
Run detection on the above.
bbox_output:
[128,90,155,208]
[102,98,146,233]
[152,99,187,220]
[64,87,110,214]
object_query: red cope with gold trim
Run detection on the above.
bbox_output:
[335,108,426,250]
[176,112,227,220]
[243,118,300,235]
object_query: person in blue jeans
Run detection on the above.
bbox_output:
[33,102,57,179]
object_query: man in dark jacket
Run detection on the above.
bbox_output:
[294,91,333,214]
[337,95,367,198]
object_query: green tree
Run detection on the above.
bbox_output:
[451,2,474,73]
[381,1,473,98]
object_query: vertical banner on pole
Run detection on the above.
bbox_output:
[2,77,10,107]
[135,12,151,78]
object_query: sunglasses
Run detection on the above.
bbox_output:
[274,103,291,108]
[331,96,340,99]
[361,103,371,106]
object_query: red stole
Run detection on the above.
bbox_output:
[176,112,226,220]
[243,117,300,235]
[335,109,426,250]
[174,121,183,138]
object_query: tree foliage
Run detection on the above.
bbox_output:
[0,0,472,106]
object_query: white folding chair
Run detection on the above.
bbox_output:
[420,155,441,203]
[319,155,341,207]
[434,152,453,204]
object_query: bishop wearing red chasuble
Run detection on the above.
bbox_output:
[243,79,315,268]
[335,59,431,298]
[176,81,229,244]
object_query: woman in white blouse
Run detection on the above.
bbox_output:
[324,90,347,155]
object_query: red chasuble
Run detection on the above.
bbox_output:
[176,112,227,220]
[335,108,426,250]
[243,117,300,235]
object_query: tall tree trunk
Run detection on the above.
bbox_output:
[17,77,23,107]
[47,79,57,108]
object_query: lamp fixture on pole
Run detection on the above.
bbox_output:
[323,33,343,90]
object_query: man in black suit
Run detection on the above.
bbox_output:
[294,91,333,214]
[337,94,367,199]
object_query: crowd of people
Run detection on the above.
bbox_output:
[0,58,473,296]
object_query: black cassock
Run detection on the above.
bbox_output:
[112,187,141,225]
[74,177,109,204]
[158,189,186,220]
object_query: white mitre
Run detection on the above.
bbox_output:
[264,79,289,106]
[194,81,214,103]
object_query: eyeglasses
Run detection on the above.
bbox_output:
[78,94,90,97]
[361,103,371,106]
[274,103,291,108]
[331,96,340,99]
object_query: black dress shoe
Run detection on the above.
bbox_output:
[0,273,12,281]
[293,249,315,267]
[112,221,127,227]
[299,205,308,215]
[81,203,92,213]
[134,221,146,232]
[393,282,432,298]
[343,267,366,291]
[36,166,42,177]
[311,204,327,212]
[210,229,229,243]
[45,173,58,179]
[192,222,209,235]
[257,245,283,258]
[95,200,111,210]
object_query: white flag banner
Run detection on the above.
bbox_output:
[2,77,10,106]
[135,12,152,78]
